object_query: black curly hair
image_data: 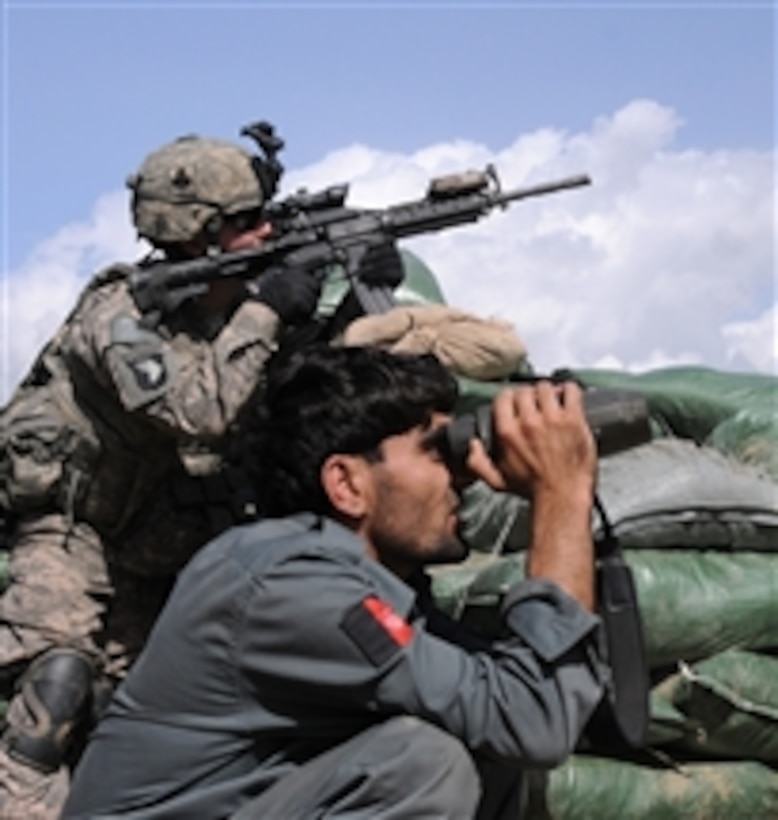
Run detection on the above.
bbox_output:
[245,344,458,517]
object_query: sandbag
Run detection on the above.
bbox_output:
[653,649,778,762]
[527,754,778,820]
[428,551,495,618]
[593,440,778,550]
[429,552,525,627]
[628,550,778,668]
[456,439,778,555]
[317,248,449,318]
[456,479,525,556]
[709,413,778,482]
[430,549,778,669]
[646,690,689,747]
[342,305,529,381]
[575,365,776,438]
[575,365,778,481]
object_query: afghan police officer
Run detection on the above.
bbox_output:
[0,126,323,818]
[63,345,605,820]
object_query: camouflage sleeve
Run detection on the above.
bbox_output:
[64,278,280,439]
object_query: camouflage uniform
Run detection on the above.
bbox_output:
[0,131,287,819]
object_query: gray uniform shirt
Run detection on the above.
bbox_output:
[64,514,605,819]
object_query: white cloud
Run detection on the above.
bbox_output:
[2,99,775,403]
[1,191,147,399]
[722,304,777,375]
[286,99,775,377]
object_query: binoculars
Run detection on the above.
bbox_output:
[435,386,652,476]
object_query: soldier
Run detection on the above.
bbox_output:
[0,127,323,818]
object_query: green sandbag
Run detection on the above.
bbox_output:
[393,249,448,306]
[317,248,448,318]
[593,440,778,550]
[628,550,778,668]
[654,649,778,762]
[457,439,778,556]
[429,552,526,626]
[456,365,778,479]
[709,413,778,481]
[646,690,690,747]
[456,480,526,555]
[575,366,778,480]
[428,552,496,618]
[430,549,778,669]
[575,365,776,439]
[528,754,778,820]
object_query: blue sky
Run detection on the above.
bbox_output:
[1,2,776,398]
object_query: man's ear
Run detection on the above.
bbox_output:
[320,454,373,520]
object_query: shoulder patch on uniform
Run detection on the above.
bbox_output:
[107,314,176,410]
[129,354,167,390]
[340,596,414,667]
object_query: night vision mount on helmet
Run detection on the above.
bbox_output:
[127,119,285,247]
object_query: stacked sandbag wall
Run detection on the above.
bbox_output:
[432,365,778,818]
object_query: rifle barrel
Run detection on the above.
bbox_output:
[496,173,591,207]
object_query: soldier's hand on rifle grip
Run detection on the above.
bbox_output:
[255,268,322,326]
[357,241,405,289]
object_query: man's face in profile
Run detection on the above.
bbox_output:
[362,413,468,577]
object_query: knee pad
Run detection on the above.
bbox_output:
[2,648,95,774]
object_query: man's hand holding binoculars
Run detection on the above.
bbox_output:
[465,381,598,500]
[464,381,598,612]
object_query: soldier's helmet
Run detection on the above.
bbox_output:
[126,135,265,245]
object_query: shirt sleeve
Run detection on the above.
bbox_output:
[238,546,605,769]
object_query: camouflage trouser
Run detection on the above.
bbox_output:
[0,734,70,820]
[0,512,174,820]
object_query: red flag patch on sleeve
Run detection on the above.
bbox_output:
[341,596,415,667]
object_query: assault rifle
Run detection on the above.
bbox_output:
[129,164,591,334]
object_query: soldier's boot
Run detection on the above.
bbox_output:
[2,647,95,774]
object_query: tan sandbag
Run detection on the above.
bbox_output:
[342,305,528,380]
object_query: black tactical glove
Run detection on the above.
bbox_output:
[256,268,322,325]
[357,241,405,290]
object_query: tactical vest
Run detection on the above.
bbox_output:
[0,266,256,576]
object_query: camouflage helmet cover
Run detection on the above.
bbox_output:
[127,135,265,244]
